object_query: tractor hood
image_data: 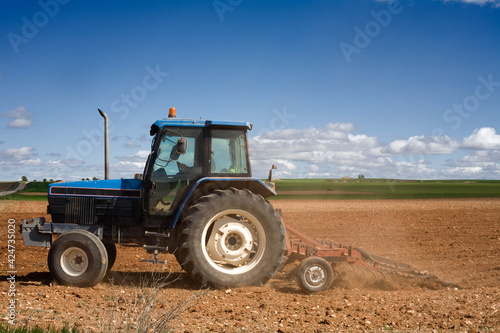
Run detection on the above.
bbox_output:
[48,179,142,199]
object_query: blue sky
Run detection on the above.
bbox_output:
[1,0,500,181]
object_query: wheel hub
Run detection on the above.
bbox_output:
[305,265,326,286]
[61,247,89,277]
[205,215,260,269]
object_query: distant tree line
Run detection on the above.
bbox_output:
[21,176,100,182]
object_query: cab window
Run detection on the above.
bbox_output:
[210,129,249,175]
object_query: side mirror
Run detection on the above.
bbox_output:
[176,138,188,155]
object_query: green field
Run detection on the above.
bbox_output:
[0,181,50,201]
[1,179,500,201]
[272,178,500,199]
[20,181,52,193]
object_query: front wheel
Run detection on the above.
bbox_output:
[178,188,286,288]
[48,230,108,287]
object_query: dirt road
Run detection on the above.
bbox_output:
[0,199,499,332]
[0,183,25,197]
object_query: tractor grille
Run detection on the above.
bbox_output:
[65,197,96,225]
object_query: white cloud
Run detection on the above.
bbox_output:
[442,166,497,178]
[249,124,500,179]
[443,0,500,7]
[124,141,140,149]
[381,135,459,155]
[0,145,91,180]
[111,150,150,176]
[0,147,43,173]
[442,150,500,178]
[251,122,381,161]
[376,0,500,7]
[461,127,500,149]
[0,106,34,129]
[45,159,85,168]
[274,159,297,171]
[304,172,336,178]
[459,150,500,162]
[0,146,36,160]
[21,158,43,166]
[116,150,150,162]
[115,160,146,171]
[251,123,402,178]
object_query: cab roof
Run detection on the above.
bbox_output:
[150,118,253,136]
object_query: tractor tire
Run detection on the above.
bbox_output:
[297,257,334,293]
[48,230,108,287]
[103,242,117,272]
[178,188,286,288]
[173,247,185,271]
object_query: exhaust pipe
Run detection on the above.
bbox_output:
[98,109,109,180]
[268,164,277,182]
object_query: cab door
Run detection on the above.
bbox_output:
[147,128,203,216]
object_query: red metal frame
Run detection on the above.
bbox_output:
[284,223,376,268]
[281,220,443,288]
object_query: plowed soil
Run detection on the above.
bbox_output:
[1,198,499,332]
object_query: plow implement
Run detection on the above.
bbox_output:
[282,223,451,293]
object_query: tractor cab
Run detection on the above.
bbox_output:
[143,109,267,227]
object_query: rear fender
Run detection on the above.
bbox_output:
[170,177,275,228]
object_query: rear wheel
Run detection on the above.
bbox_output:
[48,230,108,287]
[297,257,334,293]
[103,242,117,272]
[178,188,286,288]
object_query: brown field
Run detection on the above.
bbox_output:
[1,199,499,332]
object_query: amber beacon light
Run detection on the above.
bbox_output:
[168,107,176,118]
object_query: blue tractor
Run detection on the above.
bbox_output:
[22,108,286,288]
